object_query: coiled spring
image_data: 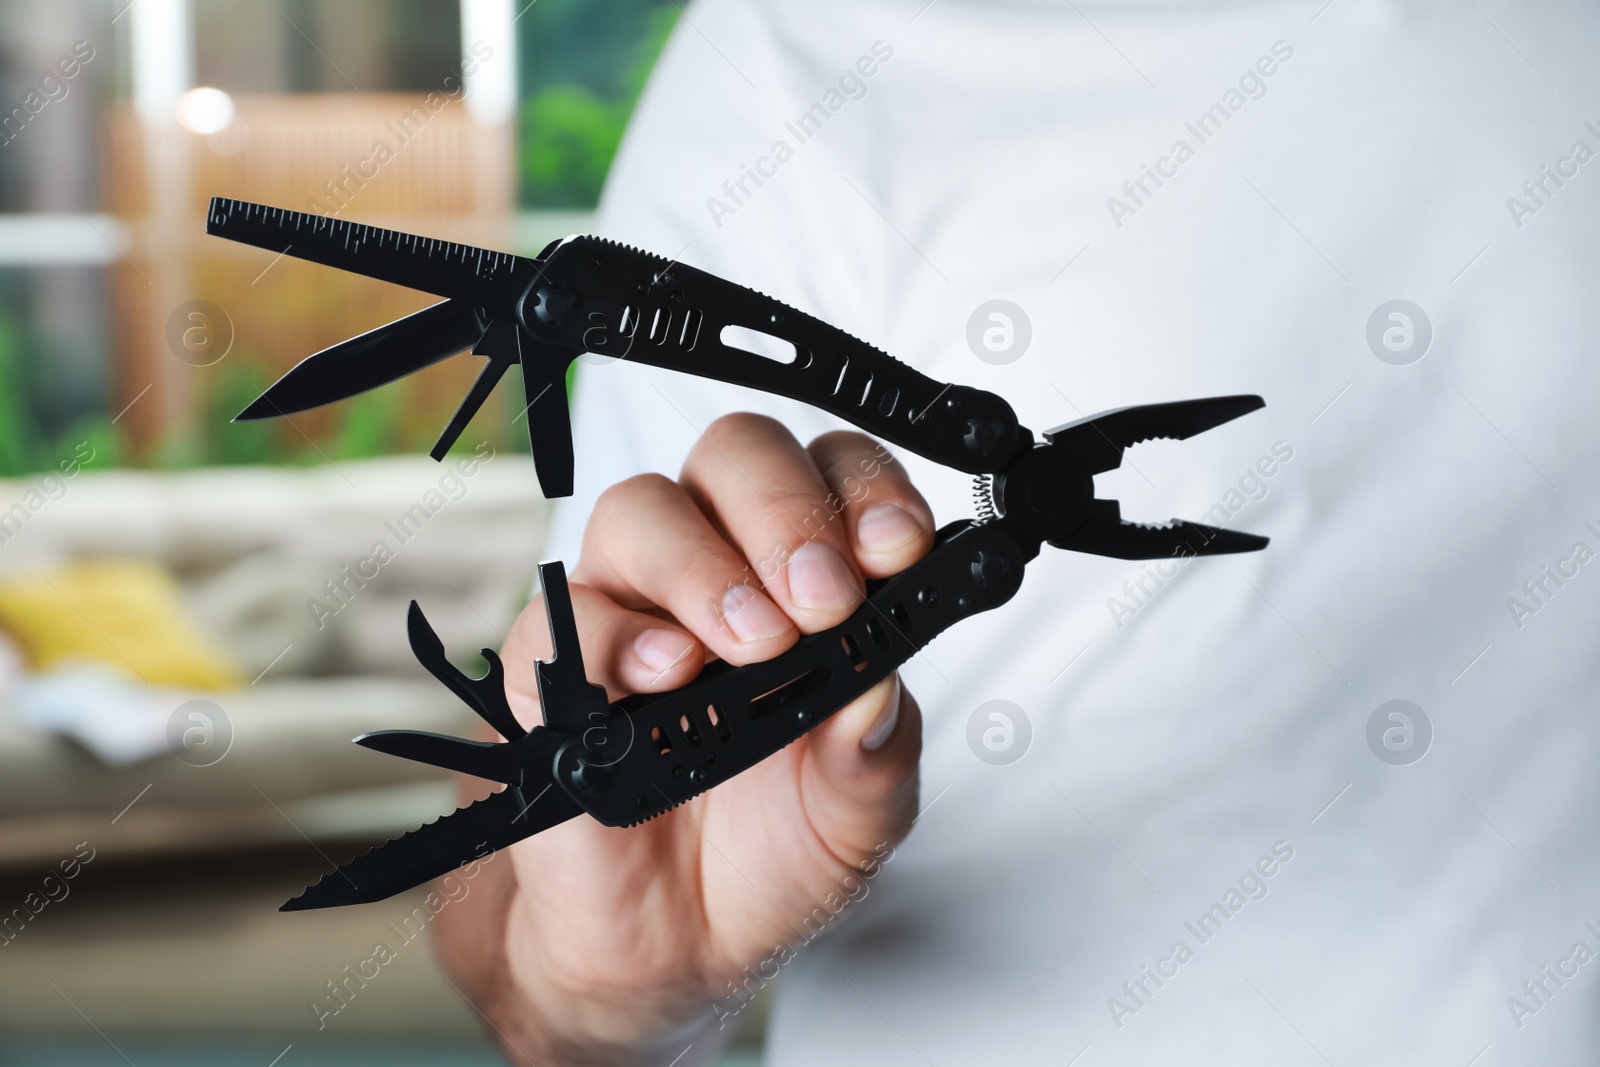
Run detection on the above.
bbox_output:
[972,474,997,524]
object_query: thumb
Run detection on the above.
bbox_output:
[797,673,922,868]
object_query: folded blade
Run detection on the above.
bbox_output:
[429,321,519,460]
[236,299,486,421]
[206,197,536,312]
[518,344,576,499]
[280,777,583,910]
[354,729,525,785]
[533,561,612,737]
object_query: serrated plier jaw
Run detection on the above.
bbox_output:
[992,395,1270,560]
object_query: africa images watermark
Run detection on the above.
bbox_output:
[1,39,95,147]
[706,40,895,230]
[0,441,98,546]
[1505,918,1600,1031]
[1105,440,1293,629]
[1107,840,1295,1030]
[1505,120,1600,231]
[1105,40,1295,230]
[1505,519,1600,631]
[710,840,897,1030]
[0,840,95,948]
[309,842,496,1029]
[706,439,895,635]
[306,442,495,630]
[306,39,495,217]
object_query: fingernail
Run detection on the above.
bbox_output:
[722,584,791,643]
[857,503,924,552]
[634,629,694,675]
[862,676,901,751]
[787,542,860,611]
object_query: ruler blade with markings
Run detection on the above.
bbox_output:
[205,197,538,312]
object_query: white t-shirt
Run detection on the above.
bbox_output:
[548,1,1600,1061]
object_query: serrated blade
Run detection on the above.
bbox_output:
[236,298,487,421]
[206,197,537,311]
[280,778,583,911]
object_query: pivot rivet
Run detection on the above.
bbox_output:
[532,285,576,325]
[964,415,1005,455]
[971,549,1010,588]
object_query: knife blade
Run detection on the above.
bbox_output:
[236,298,488,421]
[280,777,582,911]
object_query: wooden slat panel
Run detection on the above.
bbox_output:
[106,94,516,459]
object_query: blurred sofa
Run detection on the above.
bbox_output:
[0,452,546,867]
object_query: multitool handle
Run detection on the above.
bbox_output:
[550,521,1028,827]
[210,199,1030,496]
[533,237,1026,476]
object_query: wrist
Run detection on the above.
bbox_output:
[500,920,723,1065]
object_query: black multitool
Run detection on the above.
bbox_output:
[206,197,1269,910]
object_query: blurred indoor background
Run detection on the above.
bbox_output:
[0,2,766,1064]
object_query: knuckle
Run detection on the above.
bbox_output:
[591,472,679,527]
[689,412,796,472]
[701,411,788,449]
[627,533,748,617]
[753,490,846,548]
[810,429,882,459]
[817,440,902,491]
[684,553,753,606]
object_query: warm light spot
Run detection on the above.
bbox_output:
[175,87,234,135]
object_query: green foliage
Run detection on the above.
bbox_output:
[0,309,36,475]
[521,87,629,209]
[201,351,277,466]
[72,416,118,471]
[188,350,523,468]
[0,309,116,477]
[328,382,407,460]
[519,2,679,208]
[0,6,680,473]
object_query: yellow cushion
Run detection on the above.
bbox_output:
[0,560,244,690]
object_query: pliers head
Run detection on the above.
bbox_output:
[992,395,1270,561]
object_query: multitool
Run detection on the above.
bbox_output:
[206,197,1268,909]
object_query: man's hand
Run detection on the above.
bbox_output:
[433,414,936,1065]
